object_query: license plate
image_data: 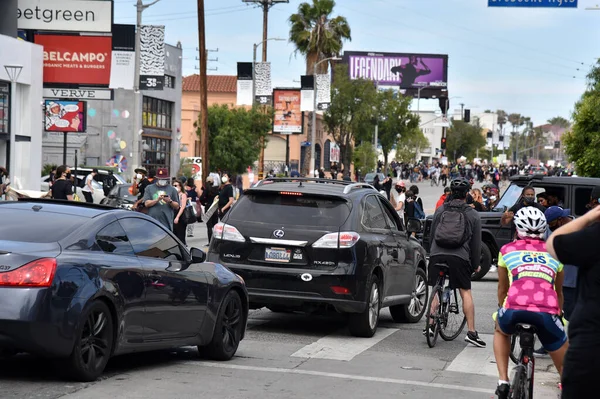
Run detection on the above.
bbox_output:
[265,247,291,263]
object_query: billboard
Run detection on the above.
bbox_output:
[18,0,113,33]
[273,89,302,134]
[44,100,86,132]
[139,25,165,90]
[344,51,448,89]
[35,34,112,85]
[488,0,577,7]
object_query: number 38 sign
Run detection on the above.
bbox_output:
[140,75,164,90]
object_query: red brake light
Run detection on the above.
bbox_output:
[279,191,302,196]
[0,258,57,287]
[331,286,351,295]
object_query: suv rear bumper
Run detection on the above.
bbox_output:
[210,258,368,314]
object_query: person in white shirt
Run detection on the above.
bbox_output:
[393,181,407,223]
[82,169,98,203]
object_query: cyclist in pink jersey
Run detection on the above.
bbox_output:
[493,207,568,399]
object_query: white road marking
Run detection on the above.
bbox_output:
[191,361,495,394]
[446,333,497,376]
[290,327,396,361]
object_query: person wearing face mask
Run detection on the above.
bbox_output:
[172,180,188,244]
[143,168,180,231]
[501,186,546,232]
[49,165,74,201]
[393,181,406,222]
[218,174,235,220]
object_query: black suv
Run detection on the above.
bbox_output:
[207,178,428,337]
[422,175,600,280]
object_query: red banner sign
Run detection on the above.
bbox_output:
[35,34,112,85]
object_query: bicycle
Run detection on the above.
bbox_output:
[508,323,536,398]
[424,263,467,348]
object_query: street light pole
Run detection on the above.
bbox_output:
[4,64,22,181]
[132,0,161,179]
[310,57,341,177]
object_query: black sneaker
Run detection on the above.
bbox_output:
[496,383,510,399]
[465,331,486,348]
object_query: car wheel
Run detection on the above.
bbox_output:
[348,274,380,338]
[199,290,244,361]
[390,267,428,323]
[66,301,114,382]
[472,243,492,281]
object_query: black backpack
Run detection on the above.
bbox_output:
[433,203,472,249]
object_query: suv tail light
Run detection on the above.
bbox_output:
[213,222,246,243]
[312,232,360,249]
[0,258,57,287]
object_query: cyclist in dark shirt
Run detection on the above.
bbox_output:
[547,187,600,399]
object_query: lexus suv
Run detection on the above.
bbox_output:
[207,178,428,337]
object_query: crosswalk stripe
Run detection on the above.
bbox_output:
[446,333,497,376]
[290,327,397,361]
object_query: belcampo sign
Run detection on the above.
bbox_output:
[488,0,577,7]
[17,0,113,32]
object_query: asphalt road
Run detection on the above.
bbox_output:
[0,179,561,399]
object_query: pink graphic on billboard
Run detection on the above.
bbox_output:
[344,51,448,89]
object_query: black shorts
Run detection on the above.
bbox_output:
[428,255,472,290]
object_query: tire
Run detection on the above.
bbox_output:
[390,268,428,323]
[471,243,492,281]
[439,288,467,341]
[425,285,443,348]
[66,301,114,382]
[199,290,244,361]
[348,274,380,338]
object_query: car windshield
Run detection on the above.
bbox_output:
[118,185,134,197]
[494,184,523,211]
[228,192,351,227]
[0,209,88,243]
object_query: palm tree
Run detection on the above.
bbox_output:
[289,0,351,75]
[508,113,523,162]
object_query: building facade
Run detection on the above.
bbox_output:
[0,32,44,190]
[42,43,183,176]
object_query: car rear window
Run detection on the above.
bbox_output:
[0,209,88,243]
[228,193,351,227]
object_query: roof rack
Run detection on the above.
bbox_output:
[342,183,377,194]
[252,178,377,194]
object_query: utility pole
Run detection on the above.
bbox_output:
[243,0,288,180]
[198,0,209,183]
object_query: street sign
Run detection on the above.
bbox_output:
[434,117,450,128]
[43,88,113,100]
[488,0,577,8]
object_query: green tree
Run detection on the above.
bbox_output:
[196,105,273,174]
[323,64,378,170]
[446,119,486,161]
[289,0,351,74]
[563,60,600,176]
[375,89,421,170]
[548,116,571,128]
[394,129,429,164]
[352,143,377,174]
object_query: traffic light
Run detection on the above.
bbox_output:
[464,109,471,123]
[554,141,561,149]
[486,130,493,139]
[499,135,504,142]
[441,137,447,150]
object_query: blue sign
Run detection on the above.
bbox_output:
[488,0,577,7]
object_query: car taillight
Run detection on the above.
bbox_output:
[0,258,57,287]
[213,222,246,242]
[312,232,360,248]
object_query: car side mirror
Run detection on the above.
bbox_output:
[190,247,206,263]
[406,218,423,234]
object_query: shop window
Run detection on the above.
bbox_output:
[142,96,173,130]
[0,82,9,134]
[142,137,171,173]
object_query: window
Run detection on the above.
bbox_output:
[142,96,173,129]
[380,200,402,231]
[574,187,593,217]
[118,218,184,261]
[0,210,88,243]
[0,82,9,134]
[164,75,175,89]
[361,196,388,230]
[95,222,135,255]
[323,140,331,171]
[142,137,171,172]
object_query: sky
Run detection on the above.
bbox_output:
[112,0,600,126]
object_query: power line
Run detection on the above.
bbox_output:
[114,5,254,23]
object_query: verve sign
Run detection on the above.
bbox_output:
[488,0,577,7]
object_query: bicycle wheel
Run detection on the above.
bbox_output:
[425,285,443,348]
[527,356,535,399]
[440,288,467,341]
[510,365,527,399]
[510,334,521,364]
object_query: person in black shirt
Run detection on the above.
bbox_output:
[501,186,546,228]
[50,165,73,201]
[200,176,219,244]
[218,174,235,220]
[547,194,600,399]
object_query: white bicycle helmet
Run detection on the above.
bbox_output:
[514,207,547,239]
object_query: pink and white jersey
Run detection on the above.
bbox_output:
[498,239,564,315]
